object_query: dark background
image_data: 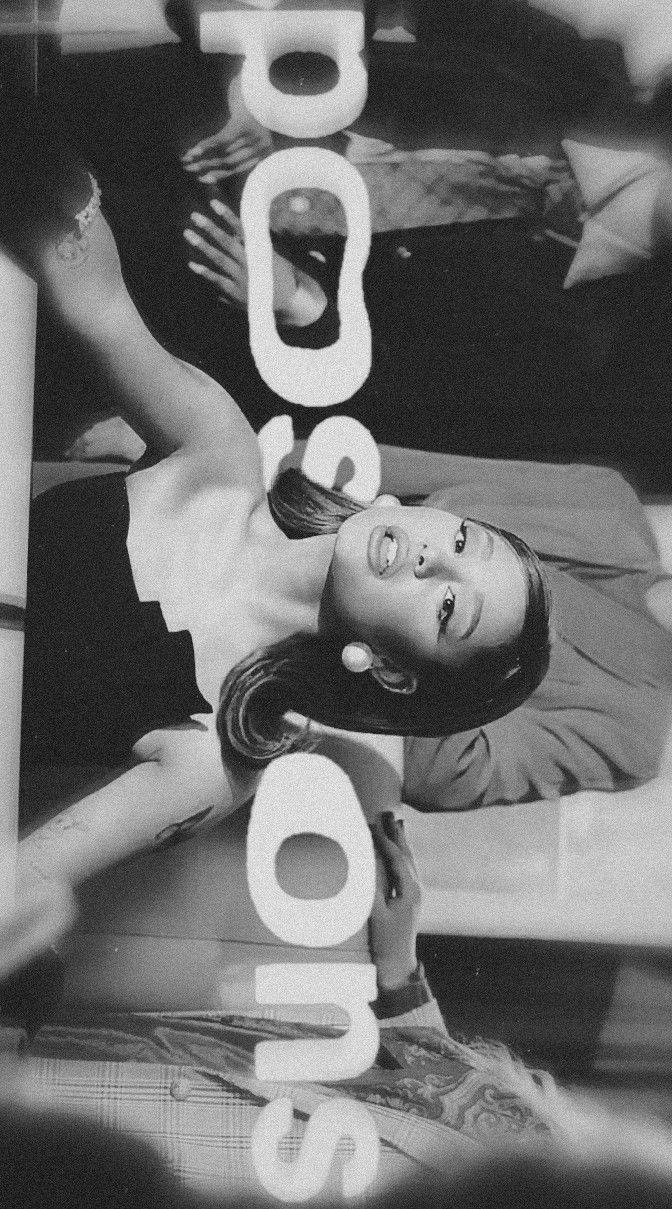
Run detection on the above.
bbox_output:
[4,0,672,493]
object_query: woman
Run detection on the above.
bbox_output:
[15,184,551,894]
[180,203,672,810]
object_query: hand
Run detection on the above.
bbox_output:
[368,813,422,992]
[184,199,326,325]
[181,76,274,184]
[65,415,147,465]
[0,882,77,982]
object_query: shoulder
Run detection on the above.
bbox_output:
[132,718,259,809]
[127,450,264,531]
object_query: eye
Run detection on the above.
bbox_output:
[455,521,468,555]
[438,588,455,637]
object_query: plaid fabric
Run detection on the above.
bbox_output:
[21,1004,547,1198]
[22,1056,415,1199]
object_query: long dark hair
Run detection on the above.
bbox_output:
[217,469,552,768]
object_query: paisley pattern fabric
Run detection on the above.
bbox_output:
[30,1009,549,1145]
[270,149,575,237]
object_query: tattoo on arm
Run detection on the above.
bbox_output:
[153,806,214,851]
[55,232,90,264]
[28,811,89,851]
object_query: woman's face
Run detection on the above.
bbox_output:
[326,504,528,671]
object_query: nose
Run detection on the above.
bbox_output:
[413,544,456,579]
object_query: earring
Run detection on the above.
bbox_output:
[372,493,400,508]
[341,642,374,674]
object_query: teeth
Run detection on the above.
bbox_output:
[381,534,398,570]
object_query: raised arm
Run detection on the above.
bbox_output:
[29,208,264,490]
[17,722,245,893]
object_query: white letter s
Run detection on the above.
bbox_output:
[251,1097,379,1201]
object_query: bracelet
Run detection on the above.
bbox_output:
[74,173,102,238]
[374,963,432,1018]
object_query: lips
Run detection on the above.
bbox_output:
[367,525,409,577]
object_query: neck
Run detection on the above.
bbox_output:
[261,531,337,639]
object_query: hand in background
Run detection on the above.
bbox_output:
[184,199,327,326]
[181,75,274,183]
[65,415,147,464]
[368,813,422,991]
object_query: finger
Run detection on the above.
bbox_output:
[394,817,420,873]
[190,212,246,266]
[187,259,226,287]
[198,161,260,184]
[182,130,228,161]
[183,228,243,278]
[210,198,244,238]
[187,260,241,302]
[190,263,245,308]
[369,838,393,910]
[373,850,388,906]
[187,258,243,298]
[370,819,404,898]
[216,134,251,155]
[183,157,229,174]
[371,816,419,898]
[218,143,261,168]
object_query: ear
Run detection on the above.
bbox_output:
[370,658,418,696]
[372,493,400,508]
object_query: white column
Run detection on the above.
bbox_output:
[0,252,37,917]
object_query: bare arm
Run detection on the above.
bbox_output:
[31,210,264,490]
[17,726,244,892]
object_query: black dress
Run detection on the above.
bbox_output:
[20,474,212,775]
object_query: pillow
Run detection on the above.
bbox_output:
[562,137,672,288]
[58,0,180,54]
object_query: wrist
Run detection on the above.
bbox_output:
[374,964,431,1019]
[375,953,419,992]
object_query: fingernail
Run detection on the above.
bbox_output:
[187,261,204,274]
[200,173,216,184]
[210,198,227,216]
[183,229,200,246]
[191,212,208,227]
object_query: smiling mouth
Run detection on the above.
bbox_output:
[368,525,409,577]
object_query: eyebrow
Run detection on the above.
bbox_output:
[477,524,494,561]
[459,590,484,641]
